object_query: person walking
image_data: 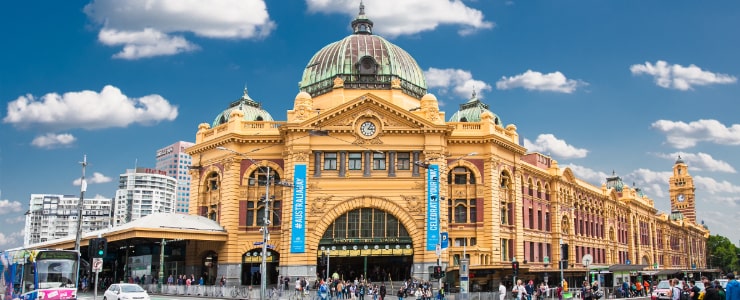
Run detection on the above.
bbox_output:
[726,273,739,300]
[513,279,528,300]
[499,281,507,300]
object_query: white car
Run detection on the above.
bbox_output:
[103,283,151,300]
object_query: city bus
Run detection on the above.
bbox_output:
[1,248,80,300]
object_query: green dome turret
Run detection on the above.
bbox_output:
[448,91,502,125]
[299,3,427,99]
[212,88,273,127]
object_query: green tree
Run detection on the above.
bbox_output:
[706,234,739,274]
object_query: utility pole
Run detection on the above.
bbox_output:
[261,165,270,300]
[74,155,88,252]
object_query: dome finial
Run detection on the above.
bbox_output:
[471,87,477,99]
[352,0,373,34]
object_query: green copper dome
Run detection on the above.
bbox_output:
[212,88,274,127]
[448,91,502,125]
[299,3,427,99]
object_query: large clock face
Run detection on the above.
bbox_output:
[359,121,377,137]
[677,194,685,202]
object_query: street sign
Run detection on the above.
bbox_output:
[254,241,264,246]
[440,232,449,249]
[92,258,103,272]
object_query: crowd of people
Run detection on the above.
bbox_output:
[273,275,446,300]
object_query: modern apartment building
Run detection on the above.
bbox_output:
[113,167,177,226]
[24,194,112,246]
[155,141,195,214]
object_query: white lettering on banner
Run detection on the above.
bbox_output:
[293,177,305,228]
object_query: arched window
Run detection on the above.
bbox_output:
[207,172,219,191]
[245,168,282,227]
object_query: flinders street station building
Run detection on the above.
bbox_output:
[28,4,710,291]
[181,5,710,290]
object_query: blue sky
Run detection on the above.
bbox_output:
[2,0,740,250]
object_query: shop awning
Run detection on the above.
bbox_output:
[609,264,650,272]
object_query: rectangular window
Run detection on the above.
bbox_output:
[397,152,410,170]
[528,208,534,229]
[545,212,551,232]
[348,153,362,170]
[323,152,337,170]
[501,239,509,261]
[537,210,543,230]
[529,242,535,262]
[469,199,477,223]
[455,238,466,246]
[373,152,386,170]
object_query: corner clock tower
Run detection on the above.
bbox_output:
[669,156,696,223]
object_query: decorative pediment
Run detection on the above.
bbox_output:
[299,94,442,132]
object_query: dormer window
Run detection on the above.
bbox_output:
[357,56,378,75]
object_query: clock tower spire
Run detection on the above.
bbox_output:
[669,155,697,223]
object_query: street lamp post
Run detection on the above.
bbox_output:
[414,152,476,293]
[217,147,271,300]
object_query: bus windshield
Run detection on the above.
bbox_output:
[36,258,79,289]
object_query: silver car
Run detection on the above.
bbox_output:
[103,283,151,300]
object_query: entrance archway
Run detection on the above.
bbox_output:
[242,249,279,285]
[318,208,413,282]
[201,251,218,285]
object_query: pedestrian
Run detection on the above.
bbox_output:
[379,284,386,300]
[704,277,720,300]
[726,273,738,300]
[689,280,701,300]
[499,281,508,300]
[513,279,528,300]
[526,280,535,300]
[398,287,406,300]
[582,281,592,300]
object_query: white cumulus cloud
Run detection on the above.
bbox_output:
[306,0,493,38]
[0,200,23,215]
[31,133,76,149]
[3,85,178,130]
[84,0,275,59]
[523,134,588,159]
[651,119,740,149]
[73,172,113,185]
[496,70,584,93]
[424,68,492,100]
[0,230,24,248]
[693,176,740,195]
[654,152,736,173]
[626,168,673,199]
[98,28,199,59]
[561,164,610,186]
[630,60,737,90]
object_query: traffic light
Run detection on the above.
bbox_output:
[512,261,520,274]
[561,243,569,270]
[89,238,108,258]
[433,266,442,279]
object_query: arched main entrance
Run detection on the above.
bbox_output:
[241,249,279,285]
[318,208,413,282]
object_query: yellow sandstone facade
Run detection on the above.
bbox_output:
[184,4,708,289]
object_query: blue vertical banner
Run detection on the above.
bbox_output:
[440,232,449,249]
[291,164,307,253]
[427,164,440,251]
